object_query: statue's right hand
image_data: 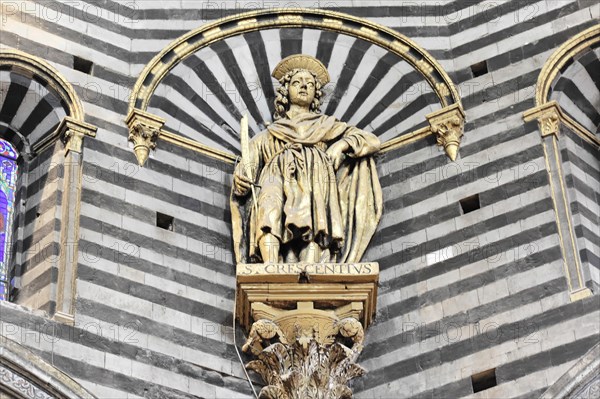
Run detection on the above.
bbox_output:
[233,172,253,197]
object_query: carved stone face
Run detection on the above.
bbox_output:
[288,70,316,108]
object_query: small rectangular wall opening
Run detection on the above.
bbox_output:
[73,56,93,74]
[156,212,174,231]
[470,60,488,77]
[471,368,497,393]
[460,194,480,214]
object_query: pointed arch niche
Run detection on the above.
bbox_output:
[126,8,465,167]
[0,49,97,324]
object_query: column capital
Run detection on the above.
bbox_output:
[523,101,562,137]
[426,103,466,161]
[57,117,97,155]
[125,109,165,167]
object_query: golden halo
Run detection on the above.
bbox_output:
[272,54,330,85]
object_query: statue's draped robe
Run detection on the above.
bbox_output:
[231,113,382,263]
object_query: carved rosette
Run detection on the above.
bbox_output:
[426,104,466,161]
[243,313,366,399]
[125,109,165,166]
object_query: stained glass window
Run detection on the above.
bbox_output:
[0,139,17,301]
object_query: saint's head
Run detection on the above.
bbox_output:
[271,55,330,120]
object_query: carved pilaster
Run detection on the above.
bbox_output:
[426,104,466,161]
[523,101,593,302]
[237,263,379,398]
[125,109,165,167]
[54,117,97,324]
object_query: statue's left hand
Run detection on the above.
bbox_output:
[326,140,350,169]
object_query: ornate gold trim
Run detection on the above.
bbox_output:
[125,109,165,166]
[524,101,600,147]
[426,104,466,161]
[160,129,237,164]
[236,263,379,398]
[535,24,600,107]
[379,126,432,153]
[0,49,84,121]
[128,8,462,114]
[127,9,463,166]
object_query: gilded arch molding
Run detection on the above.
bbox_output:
[0,48,97,152]
[126,8,465,165]
[0,48,84,121]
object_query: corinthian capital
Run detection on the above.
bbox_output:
[426,104,466,161]
[243,303,367,399]
[125,109,165,167]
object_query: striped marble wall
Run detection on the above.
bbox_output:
[560,127,600,293]
[0,0,599,398]
[550,47,600,135]
[13,140,64,314]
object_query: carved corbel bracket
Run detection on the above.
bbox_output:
[523,101,562,137]
[426,104,466,161]
[125,109,165,167]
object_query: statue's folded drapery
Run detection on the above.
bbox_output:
[231,113,382,264]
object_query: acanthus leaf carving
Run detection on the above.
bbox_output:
[426,104,466,161]
[125,109,165,167]
[243,311,366,399]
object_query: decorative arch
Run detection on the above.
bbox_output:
[0,48,84,122]
[525,24,600,146]
[0,334,97,399]
[523,24,600,303]
[0,49,97,325]
[126,8,465,166]
[0,49,97,153]
[535,24,600,108]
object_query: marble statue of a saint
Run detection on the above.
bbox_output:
[231,55,382,264]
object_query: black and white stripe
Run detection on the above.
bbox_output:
[0,70,67,148]
[0,0,598,398]
[148,28,442,154]
[550,46,600,134]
